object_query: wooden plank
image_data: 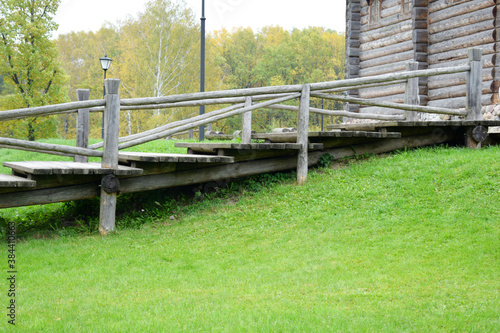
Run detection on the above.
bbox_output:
[466,48,483,121]
[0,174,36,188]
[297,85,310,185]
[118,152,234,164]
[75,89,90,163]
[2,161,142,176]
[174,142,322,151]
[241,97,252,144]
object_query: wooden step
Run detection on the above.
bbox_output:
[118,152,234,164]
[251,130,401,143]
[2,161,142,176]
[0,174,36,188]
[174,142,323,154]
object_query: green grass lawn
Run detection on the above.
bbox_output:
[1,145,499,331]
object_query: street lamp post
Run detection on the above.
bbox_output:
[100,54,113,138]
[199,0,206,141]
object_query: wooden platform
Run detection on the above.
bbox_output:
[252,130,401,143]
[327,120,500,131]
[0,174,36,188]
[118,152,234,164]
[174,142,324,154]
[3,161,143,176]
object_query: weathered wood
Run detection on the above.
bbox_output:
[428,43,496,65]
[429,20,495,45]
[359,83,406,99]
[174,142,323,153]
[428,0,494,22]
[0,174,36,188]
[264,103,405,121]
[360,40,414,61]
[427,94,493,109]
[359,61,407,77]
[75,89,90,163]
[311,92,467,116]
[466,48,483,121]
[118,94,301,150]
[0,145,74,158]
[360,29,412,52]
[359,21,412,43]
[428,30,495,56]
[297,85,310,185]
[2,161,142,176]
[405,62,420,121]
[0,137,103,157]
[89,103,244,149]
[0,99,105,121]
[241,97,252,144]
[429,7,494,34]
[100,79,121,235]
[118,152,234,164]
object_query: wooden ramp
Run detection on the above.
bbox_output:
[1,123,499,209]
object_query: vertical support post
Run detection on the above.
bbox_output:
[297,84,310,185]
[466,48,483,121]
[188,129,194,139]
[404,61,419,122]
[241,97,252,144]
[99,79,121,235]
[75,89,90,163]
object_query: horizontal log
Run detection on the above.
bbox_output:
[117,94,301,149]
[359,61,407,77]
[319,79,408,94]
[381,4,402,19]
[359,106,404,115]
[311,92,468,116]
[360,29,412,52]
[0,100,105,121]
[264,103,406,121]
[360,11,411,33]
[0,138,104,157]
[426,94,493,109]
[428,80,493,100]
[310,64,471,91]
[0,145,75,158]
[120,86,304,107]
[429,54,495,70]
[429,7,494,35]
[428,68,493,90]
[428,30,495,56]
[429,0,495,23]
[360,50,414,69]
[360,40,414,61]
[429,20,495,45]
[428,43,496,65]
[358,83,406,99]
[359,21,412,43]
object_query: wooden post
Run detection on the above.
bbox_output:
[188,129,194,139]
[99,79,120,235]
[466,48,483,121]
[297,84,310,185]
[404,62,419,121]
[75,89,90,163]
[241,97,252,144]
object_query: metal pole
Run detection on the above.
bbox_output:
[199,0,206,141]
[102,69,107,139]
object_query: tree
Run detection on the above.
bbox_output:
[119,0,200,131]
[0,0,67,140]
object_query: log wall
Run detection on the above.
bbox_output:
[346,0,499,118]
[357,0,414,114]
[427,0,497,111]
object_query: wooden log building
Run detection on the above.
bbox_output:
[345,0,500,119]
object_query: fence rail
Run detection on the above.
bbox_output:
[0,47,486,234]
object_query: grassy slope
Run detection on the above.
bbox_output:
[3,146,500,331]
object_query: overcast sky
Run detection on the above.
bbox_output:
[53,0,346,37]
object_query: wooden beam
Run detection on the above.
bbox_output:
[297,85,310,185]
[75,89,90,163]
[466,48,483,121]
[241,97,252,144]
[405,62,420,121]
[99,79,121,235]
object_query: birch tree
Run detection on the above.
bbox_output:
[119,0,199,130]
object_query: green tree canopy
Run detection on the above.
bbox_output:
[0,0,67,140]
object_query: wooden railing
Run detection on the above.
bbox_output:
[0,47,486,232]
